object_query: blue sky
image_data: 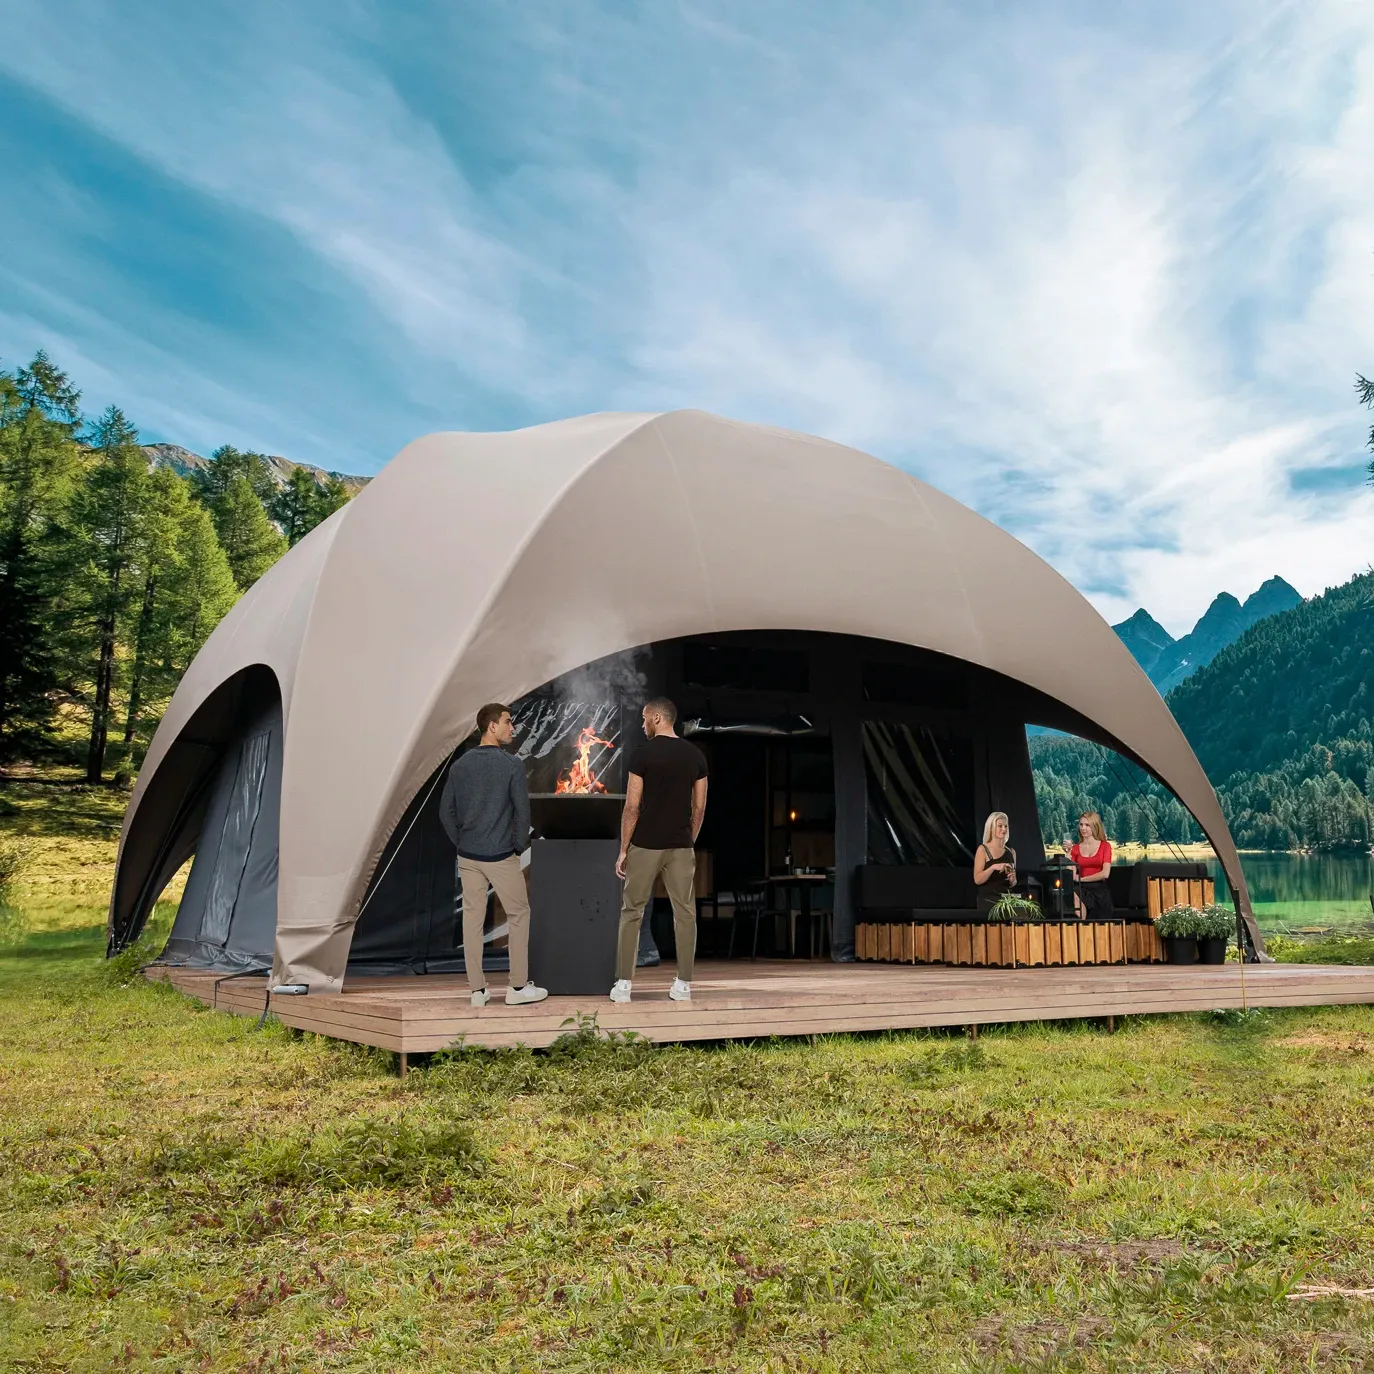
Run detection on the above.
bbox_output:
[1,0,1372,633]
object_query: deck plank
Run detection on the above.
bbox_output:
[144,961,1374,1055]
[146,958,1374,1054]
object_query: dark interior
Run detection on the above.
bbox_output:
[141,629,1223,975]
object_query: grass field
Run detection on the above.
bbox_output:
[4,781,1374,1372]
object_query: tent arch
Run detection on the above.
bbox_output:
[108,409,1257,986]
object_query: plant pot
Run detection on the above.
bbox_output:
[1164,936,1198,965]
[1197,937,1227,965]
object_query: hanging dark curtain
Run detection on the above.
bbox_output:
[863,721,974,866]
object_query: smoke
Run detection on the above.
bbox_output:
[555,647,650,707]
[512,646,652,792]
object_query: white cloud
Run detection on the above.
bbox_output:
[1,0,1372,632]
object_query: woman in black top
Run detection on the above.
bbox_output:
[973,811,1016,916]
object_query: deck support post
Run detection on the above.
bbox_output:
[398,1052,408,1079]
[1105,1015,1116,1034]
[965,1024,978,1041]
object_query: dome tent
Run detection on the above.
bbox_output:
[109,410,1260,989]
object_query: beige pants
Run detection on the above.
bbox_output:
[457,855,530,992]
[617,845,697,983]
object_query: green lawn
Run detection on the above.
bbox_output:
[3,784,1374,1371]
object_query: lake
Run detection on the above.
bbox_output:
[1205,852,1374,934]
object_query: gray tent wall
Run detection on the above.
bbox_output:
[162,694,283,972]
[348,762,465,975]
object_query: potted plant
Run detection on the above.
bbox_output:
[986,893,1042,923]
[1156,904,1201,964]
[1195,904,1234,964]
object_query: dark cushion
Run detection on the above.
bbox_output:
[856,865,976,912]
[1107,865,1134,909]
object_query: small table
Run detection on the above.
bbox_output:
[765,874,832,957]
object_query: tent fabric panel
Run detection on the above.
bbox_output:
[199,730,271,946]
[161,698,282,972]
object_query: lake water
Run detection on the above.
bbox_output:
[1205,852,1374,934]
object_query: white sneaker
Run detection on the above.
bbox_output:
[669,978,691,1002]
[471,988,490,1007]
[505,983,548,1006]
[609,979,632,1003]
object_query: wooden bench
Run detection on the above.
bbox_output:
[855,920,1166,966]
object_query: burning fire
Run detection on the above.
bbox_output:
[555,725,615,794]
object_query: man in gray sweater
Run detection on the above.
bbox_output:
[439,703,547,1008]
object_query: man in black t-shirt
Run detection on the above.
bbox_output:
[611,697,708,1003]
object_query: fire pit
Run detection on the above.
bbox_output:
[528,722,623,839]
[529,793,625,840]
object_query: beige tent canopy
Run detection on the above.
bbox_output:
[109,409,1259,987]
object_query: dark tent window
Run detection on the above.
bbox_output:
[862,660,968,711]
[683,642,809,693]
[863,721,974,865]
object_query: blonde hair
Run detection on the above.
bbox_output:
[982,811,1010,845]
[1078,811,1106,842]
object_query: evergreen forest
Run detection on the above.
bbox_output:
[0,351,354,784]
[1030,571,1374,852]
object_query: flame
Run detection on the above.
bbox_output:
[555,725,615,794]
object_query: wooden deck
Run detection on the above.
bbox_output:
[148,958,1374,1054]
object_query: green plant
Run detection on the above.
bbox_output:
[986,892,1042,923]
[1156,904,1202,939]
[1196,904,1236,942]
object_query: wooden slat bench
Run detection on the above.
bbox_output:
[855,920,1166,967]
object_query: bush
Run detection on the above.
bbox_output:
[1156,904,1202,938]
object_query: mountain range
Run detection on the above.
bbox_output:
[141,443,370,496]
[1112,576,1303,695]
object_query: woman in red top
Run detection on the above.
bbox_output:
[1069,811,1114,920]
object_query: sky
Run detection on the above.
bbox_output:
[1,0,1372,635]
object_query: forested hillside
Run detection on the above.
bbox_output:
[0,350,361,784]
[1170,572,1374,780]
[1031,571,1374,852]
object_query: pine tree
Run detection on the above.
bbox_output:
[316,473,350,524]
[270,467,351,546]
[0,352,83,762]
[62,406,149,782]
[112,473,238,782]
[213,473,286,590]
[192,445,278,507]
[270,467,320,546]
[167,498,239,655]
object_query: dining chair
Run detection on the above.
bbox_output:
[726,884,783,961]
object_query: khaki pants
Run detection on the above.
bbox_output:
[617,845,696,983]
[457,855,530,992]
